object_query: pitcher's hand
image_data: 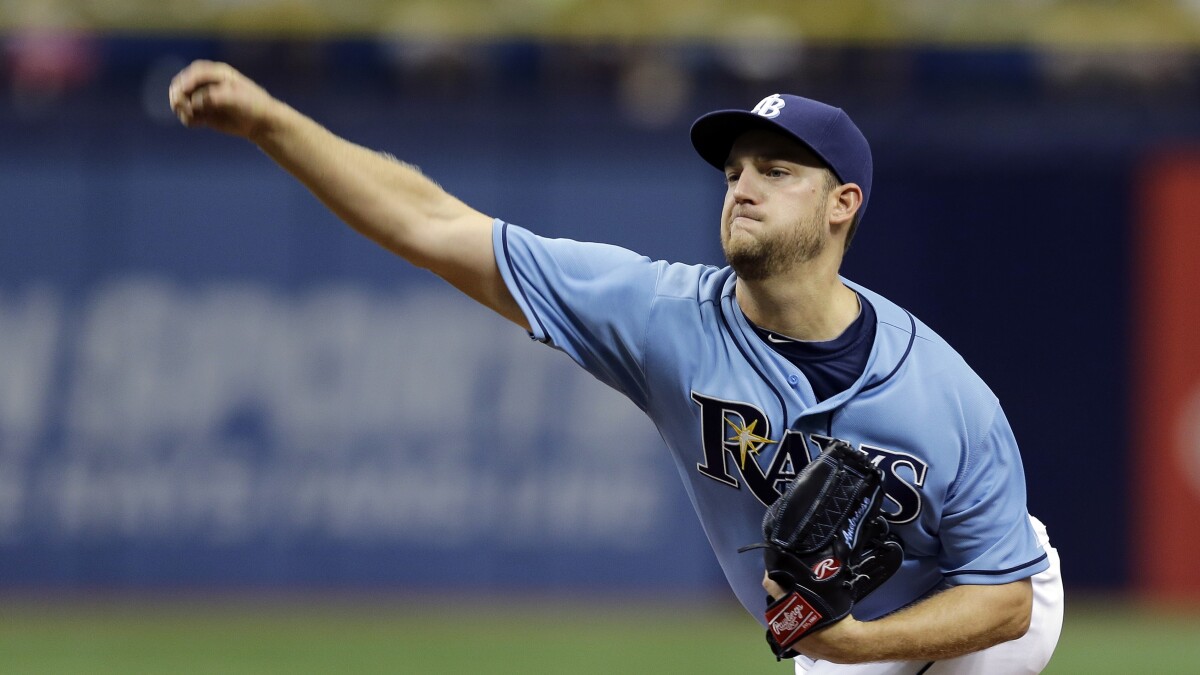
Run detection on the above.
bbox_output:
[168,60,282,140]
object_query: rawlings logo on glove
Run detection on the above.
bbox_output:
[739,440,904,660]
[810,558,841,580]
[766,593,823,645]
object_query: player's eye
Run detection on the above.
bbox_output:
[724,172,740,185]
[766,167,789,178]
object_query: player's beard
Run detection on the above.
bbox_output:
[723,207,828,281]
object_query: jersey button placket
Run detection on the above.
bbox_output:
[787,374,799,387]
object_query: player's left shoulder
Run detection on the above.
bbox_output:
[846,280,950,350]
[848,279,995,398]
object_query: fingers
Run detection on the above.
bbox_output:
[170,60,234,100]
[170,86,203,128]
[762,571,787,600]
[167,60,239,127]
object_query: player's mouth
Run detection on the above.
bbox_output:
[731,206,764,221]
[729,212,763,230]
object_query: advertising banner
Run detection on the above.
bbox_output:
[0,106,720,592]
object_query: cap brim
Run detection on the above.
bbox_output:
[690,110,804,171]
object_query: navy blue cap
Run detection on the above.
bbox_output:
[690,94,873,218]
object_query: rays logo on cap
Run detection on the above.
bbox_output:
[750,94,786,119]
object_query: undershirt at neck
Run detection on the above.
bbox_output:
[748,293,877,402]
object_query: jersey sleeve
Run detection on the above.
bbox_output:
[937,403,1050,585]
[493,220,661,409]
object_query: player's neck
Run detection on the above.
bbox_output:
[735,267,859,342]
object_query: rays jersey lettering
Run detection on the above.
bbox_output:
[691,392,928,520]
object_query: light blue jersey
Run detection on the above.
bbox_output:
[494,220,1049,623]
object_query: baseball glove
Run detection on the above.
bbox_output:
[739,440,903,660]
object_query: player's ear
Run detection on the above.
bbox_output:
[829,183,863,231]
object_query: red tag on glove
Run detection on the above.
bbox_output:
[766,592,823,648]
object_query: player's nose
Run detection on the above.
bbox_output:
[730,172,762,203]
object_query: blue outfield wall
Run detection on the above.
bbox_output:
[2,39,1196,593]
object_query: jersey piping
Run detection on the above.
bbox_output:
[860,311,917,394]
[501,222,550,341]
[944,552,1049,578]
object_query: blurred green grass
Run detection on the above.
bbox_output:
[1046,598,1200,674]
[0,594,780,675]
[1,594,1197,674]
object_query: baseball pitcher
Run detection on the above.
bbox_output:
[169,62,1063,674]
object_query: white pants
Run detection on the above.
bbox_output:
[795,517,1064,675]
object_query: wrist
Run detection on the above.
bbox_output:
[248,99,299,147]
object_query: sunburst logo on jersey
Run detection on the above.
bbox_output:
[725,417,776,470]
